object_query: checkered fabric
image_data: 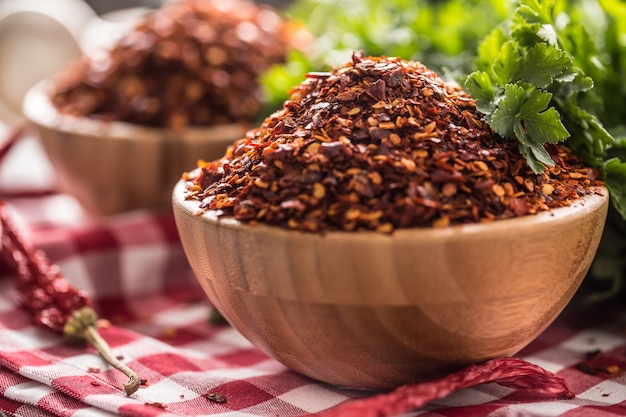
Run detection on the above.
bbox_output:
[1,194,625,417]
[1,137,626,416]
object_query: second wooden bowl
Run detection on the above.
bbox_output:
[22,81,247,217]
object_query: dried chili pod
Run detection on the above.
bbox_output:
[323,357,574,417]
[0,202,141,395]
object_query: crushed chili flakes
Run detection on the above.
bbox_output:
[205,392,227,403]
[184,53,602,233]
[49,0,293,128]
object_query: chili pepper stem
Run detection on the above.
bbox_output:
[64,307,141,396]
[84,325,142,396]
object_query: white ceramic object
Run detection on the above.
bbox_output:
[0,0,148,126]
[0,0,96,125]
[173,180,609,390]
[23,81,248,216]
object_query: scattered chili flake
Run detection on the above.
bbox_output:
[49,0,294,128]
[585,349,602,359]
[576,362,623,377]
[90,381,101,387]
[87,367,100,373]
[205,392,227,403]
[162,327,177,339]
[184,53,602,232]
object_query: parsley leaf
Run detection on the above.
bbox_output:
[464,71,497,115]
[516,0,553,24]
[519,90,569,143]
[490,85,568,169]
[465,0,626,298]
[516,43,572,87]
[490,84,526,138]
[465,0,610,173]
[492,41,522,86]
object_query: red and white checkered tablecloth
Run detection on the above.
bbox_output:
[1,133,626,417]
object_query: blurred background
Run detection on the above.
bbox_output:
[0,0,624,298]
[0,0,509,199]
[0,0,295,213]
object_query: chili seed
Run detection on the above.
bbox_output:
[492,184,505,197]
[313,183,326,199]
[542,184,555,195]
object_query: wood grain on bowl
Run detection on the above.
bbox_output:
[172,180,609,390]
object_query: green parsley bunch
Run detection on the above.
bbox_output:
[465,0,626,298]
[262,0,626,299]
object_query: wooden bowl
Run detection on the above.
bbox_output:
[22,81,247,216]
[172,180,609,390]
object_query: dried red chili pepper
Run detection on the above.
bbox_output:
[0,203,141,395]
[322,357,574,417]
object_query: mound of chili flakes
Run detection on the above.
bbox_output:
[50,0,291,128]
[183,53,602,233]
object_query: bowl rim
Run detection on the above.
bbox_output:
[172,178,609,240]
[22,79,249,141]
